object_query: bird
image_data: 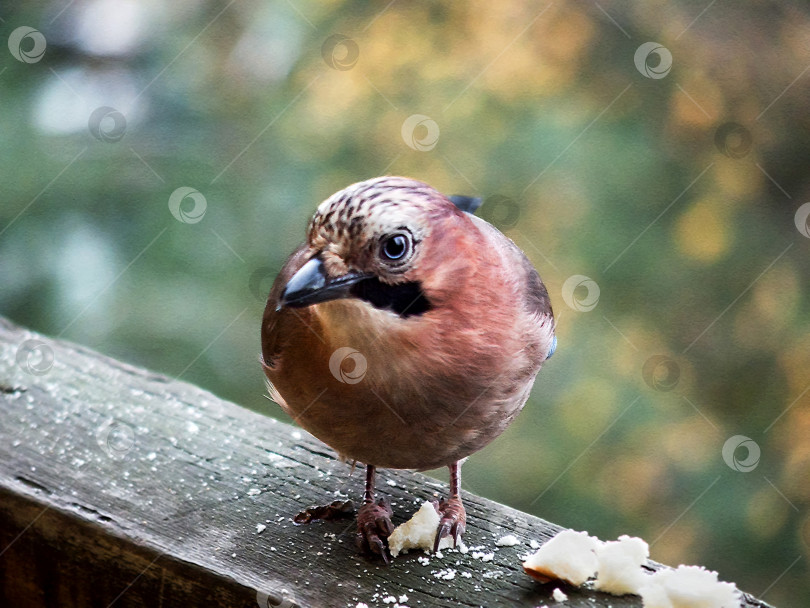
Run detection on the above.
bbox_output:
[261,176,556,562]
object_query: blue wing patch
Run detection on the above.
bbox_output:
[448,195,483,214]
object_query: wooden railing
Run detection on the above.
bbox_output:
[0,318,772,607]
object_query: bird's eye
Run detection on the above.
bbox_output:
[380,233,411,262]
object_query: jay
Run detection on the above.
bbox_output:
[261,176,555,562]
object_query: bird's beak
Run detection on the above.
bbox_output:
[279,256,370,310]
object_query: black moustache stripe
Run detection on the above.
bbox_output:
[350,278,432,318]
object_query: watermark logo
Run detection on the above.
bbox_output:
[256,588,299,608]
[97,420,136,459]
[794,202,810,238]
[480,195,521,229]
[801,515,810,550]
[168,187,207,224]
[714,122,752,159]
[402,114,439,151]
[15,339,54,376]
[642,355,680,391]
[88,106,127,143]
[722,435,760,472]
[329,347,367,384]
[634,42,672,79]
[250,266,281,302]
[8,26,46,63]
[561,275,600,312]
[321,34,359,71]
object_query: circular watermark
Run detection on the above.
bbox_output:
[794,202,810,238]
[15,339,54,376]
[329,347,367,384]
[250,266,281,302]
[634,42,672,79]
[801,514,810,551]
[96,420,136,459]
[321,34,359,71]
[642,355,680,391]
[8,26,46,64]
[88,106,127,143]
[561,275,600,312]
[402,114,439,152]
[257,588,299,608]
[168,187,207,224]
[480,195,521,229]
[722,435,760,472]
[714,122,752,159]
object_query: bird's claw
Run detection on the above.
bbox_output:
[432,495,466,552]
[356,497,394,565]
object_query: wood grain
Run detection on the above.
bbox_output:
[0,318,773,607]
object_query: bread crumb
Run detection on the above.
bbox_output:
[433,568,456,580]
[472,550,494,562]
[523,530,600,585]
[521,530,742,608]
[639,565,740,608]
[496,534,520,547]
[388,502,453,557]
[593,535,649,595]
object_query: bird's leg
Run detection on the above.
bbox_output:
[433,460,466,551]
[355,464,394,564]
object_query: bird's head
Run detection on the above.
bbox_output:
[278,176,469,317]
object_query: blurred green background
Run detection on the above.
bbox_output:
[2,1,809,604]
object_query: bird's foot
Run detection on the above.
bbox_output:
[433,495,466,551]
[293,499,355,525]
[356,497,394,565]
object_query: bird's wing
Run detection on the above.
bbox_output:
[447,195,483,214]
[520,254,553,319]
[467,212,555,360]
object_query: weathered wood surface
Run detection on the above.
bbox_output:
[0,317,772,608]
